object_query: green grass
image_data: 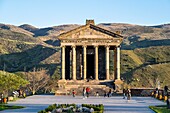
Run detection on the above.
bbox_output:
[125,50,143,65]
[0,104,24,111]
[149,105,170,113]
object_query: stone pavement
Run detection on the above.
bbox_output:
[2,95,165,113]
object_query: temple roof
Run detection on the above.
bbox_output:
[58,20,123,40]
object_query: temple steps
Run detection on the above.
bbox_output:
[56,80,114,96]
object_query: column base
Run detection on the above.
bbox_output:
[114,79,123,92]
[58,79,67,88]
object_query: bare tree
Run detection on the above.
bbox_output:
[44,66,61,93]
[27,68,50,94]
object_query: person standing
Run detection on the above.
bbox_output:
[83,87,86,99]
[155,88,159,98]
[96,92,99,97]
[86,87,90,98]
[127,88,131,100]
[104,91,107,97]
[108,89,112,97]
[72,90,76,97]
[123,88,126,99]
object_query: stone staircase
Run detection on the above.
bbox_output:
[56,80,114,96]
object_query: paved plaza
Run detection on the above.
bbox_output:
[2,95,165,113]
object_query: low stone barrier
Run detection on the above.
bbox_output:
[130,88,155,96]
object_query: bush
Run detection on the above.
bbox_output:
[39,103,104,113]
[37,110,46,113]
[45,104,56,112]
[82,104,104,112]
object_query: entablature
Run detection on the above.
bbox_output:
[60,38,122,46]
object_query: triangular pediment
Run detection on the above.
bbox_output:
[58,24,123,40]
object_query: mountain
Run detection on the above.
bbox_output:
[150,23,170,29]
[0,23,34,36]
[19,24,39,33]
[19,24,80,37]
[0,22,170,88]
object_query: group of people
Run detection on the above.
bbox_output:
[72,87,131,100]
[123,88,131,100]
[13,90,26,98]
[104,89,112,97]
[72,87,91,98]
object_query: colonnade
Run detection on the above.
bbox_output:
[61,45,120,81]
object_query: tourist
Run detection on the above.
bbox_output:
[23,92,26,98]
[123,88,126,99]
[104,91,107,97]
[164,86,169,97]
[127,88,131,100]
[87,76,93,82]
[72,90,76,97]
[18,90,23,97]
[86,87,90,97]
[96,92,99,97]
[83,87,86,98]
[164,86,170,108]
[108,89,112,97]
[154,88,159,98]
[90,76,93,80]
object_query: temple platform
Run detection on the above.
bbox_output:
[55,80,119,96]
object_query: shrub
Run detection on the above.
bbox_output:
[39,103,104,112]
[44,104,56,112]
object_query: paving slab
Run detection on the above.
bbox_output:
[2,95,165,113]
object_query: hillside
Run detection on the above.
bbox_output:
[0,22,170,88]
[1,22,170,47]
[120,46,170,88]
[19,24,80,37]
[0,23,34,36]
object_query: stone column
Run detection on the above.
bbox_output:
[83,46,87,80]
[72,45,76,80]
[61,46,65,80]
[114,46,120,80]
[114,46,123,91]
[106,46,110,80]
[95,45,98,80]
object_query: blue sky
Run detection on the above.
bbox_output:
[0,0,170,28]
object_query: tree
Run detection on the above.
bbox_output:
[44,66,60,93]
[26,68,50,95]
[0,71,29,97]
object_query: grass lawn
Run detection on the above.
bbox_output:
[0,104,24,111]
[149,105,170,113]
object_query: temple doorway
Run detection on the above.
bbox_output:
[87,54,95,79]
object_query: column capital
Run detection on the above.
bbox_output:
[105,45,110,48]
[83,45,87,48]
[61,45,66,48]
[116,45,121,48]
[71,45,76,48]
[94,45,99,48]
